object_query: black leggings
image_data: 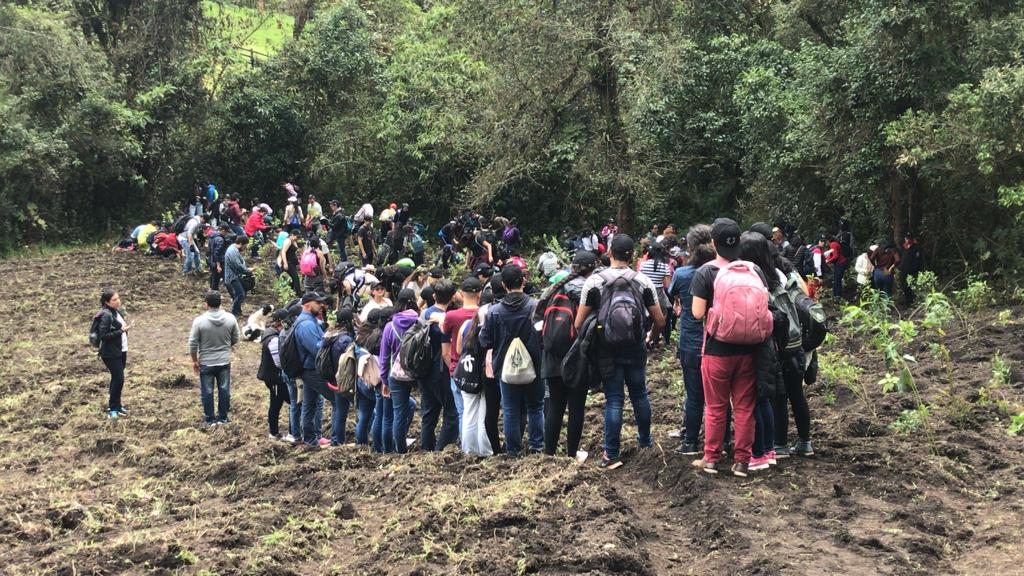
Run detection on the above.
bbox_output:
[544,377,587,457]
[266,379,290,436]
[102,352,127,410]
[483,377,502,454]
[286,263,301,296]
[773,350,811,445]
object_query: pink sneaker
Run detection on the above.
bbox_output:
[749,455,770,471]
[767,450,778,466]
[318,438,331,447]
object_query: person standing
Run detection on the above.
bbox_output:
[294,293,339,447]
[257,309,291,440]
[277,229,302,296]
[356,217,376,266]
[95,289,131,419]
[418,280,459,451]
[870,243,901,298]
[188,291,240,426]
[575,235,665,469]
[180,214,205,275]
[900,232,922,305]
[479,265,545,456]
[327,200,351,262]
[206,224,228,291]
[379,289,422,454]
[305,195,324,234]
[443,278,483,434]
[244,206,269,258]
[223,235,253,318]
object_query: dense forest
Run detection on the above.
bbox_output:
[4,0,1024,281]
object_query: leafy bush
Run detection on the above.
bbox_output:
[954,278,995,312]
[889,405,931,435]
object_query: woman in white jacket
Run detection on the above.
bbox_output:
[855,244,878,288]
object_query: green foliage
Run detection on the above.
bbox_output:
[990,351,1011,388]
[1008,412,1024,436]
[953,278,996,312]
[889,405,931,435]
[818,351,862,411]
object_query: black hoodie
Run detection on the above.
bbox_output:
[479,292,539,380]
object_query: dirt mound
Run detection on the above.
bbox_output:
[0,247,1021,574]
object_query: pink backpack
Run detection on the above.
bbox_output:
[299,249,319,277]
[706,260,773,345]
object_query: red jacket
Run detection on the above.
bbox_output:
[826,240,847,265]
[244,211,268,236]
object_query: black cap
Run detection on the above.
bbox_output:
[610,234,635,260]
[474,263,494,277]
[420,284,435,307]
[460,277,483,293]
[572,250,597,267]
[301,292,327,304]
[335,307,354,324]
[428,266,444,279]
[711,218,741,261]
[271,309,289,322]
[749,222,772,240]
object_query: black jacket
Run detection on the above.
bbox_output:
[479,292,539,380]
[96,307,126,359]
[257,328,284,385]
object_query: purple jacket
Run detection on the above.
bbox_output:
[379,309,419,384]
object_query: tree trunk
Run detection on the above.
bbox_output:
[888,172,905,246]
[618,195,636,236]
[292,0,316,39]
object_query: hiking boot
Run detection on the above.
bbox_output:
[599,452,623,470]
[731,462,749,477]
[691,458,719,474]
[676,441,700,456]
[749,456,770,471]
[791,440,815,456]
[767,450,778,466]
[772,445,791,459]
[107,410,119,420]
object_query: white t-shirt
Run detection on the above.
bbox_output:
[116,311,128,352]
[359,298,393,323]
[581,234,599,252]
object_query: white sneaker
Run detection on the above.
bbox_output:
[575,450,589,464]
[267,434,279,441]
[406,437,417,448]
[280,434,297,444]
[668,429,682,439]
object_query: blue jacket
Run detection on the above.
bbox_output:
[668,265,702,354]
[207,232,225,265]
[294,311,324,370]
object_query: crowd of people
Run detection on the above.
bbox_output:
[97,183,931,475]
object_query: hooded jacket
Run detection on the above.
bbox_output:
[188,309,240,366]
[379,309,419,383]
[479,291,539,381]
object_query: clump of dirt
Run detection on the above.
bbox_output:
[0,247,1021,575]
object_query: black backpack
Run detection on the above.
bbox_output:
[541,287,576,357]
[787,285,828,351]
[596,270,646,349]
[172,215,190,234]
[279,317,311,378]
[316,333,341,382]
[88,309,107,349]
[839,231,855,259]
[398,318,434,379]
[452,318,484,394]
[801,245,817,276]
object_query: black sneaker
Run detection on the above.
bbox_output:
[791,440,815,456]
[598,452,623,470]
[676,441,700,456]
[772,444,791,459]
[731,462,749,478]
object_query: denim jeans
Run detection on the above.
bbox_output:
[182,241,200,274]
[418,365,458,452]
[331,390,352,445]
[679,349,703,445]
[832,260,849,300]
[354,380,375,445]
[283,371,300,437]
[499,378,545,455]
[336,238,348,262]
[250,231,264,259]
[102,352,127,411]
[602,358,653,461]
[300,369,336,446]
[226,277,245,318]
[450,377,464,431]
[209,263,222,291]
[372,387,394,453]
[752,396,775,459]
[229,223,246,238]
[199,364,231,424]
[873,268,895,298]
[390,377,417,454]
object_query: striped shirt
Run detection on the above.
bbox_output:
[638,260,671,287]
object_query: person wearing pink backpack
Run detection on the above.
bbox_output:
[689,218,772,477]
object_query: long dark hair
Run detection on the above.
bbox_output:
[688,244,715,268]
[739,231,780,291]
[100,288,118,308]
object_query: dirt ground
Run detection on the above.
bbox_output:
[0,247,1021,575]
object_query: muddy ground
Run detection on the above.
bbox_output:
[0,247,1021,575]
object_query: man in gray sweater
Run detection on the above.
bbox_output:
[188,291,240,425]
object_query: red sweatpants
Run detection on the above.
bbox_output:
[701,353,756,464]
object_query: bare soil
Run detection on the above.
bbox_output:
[0,247,1021,575]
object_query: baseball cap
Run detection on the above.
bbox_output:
[474,263,494,277]
[429,267,444,279]
[460,277,483,293]
[420,284,435,307]
[610,234,635,260]
[711,218,742,261]
[301,292,327,304]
